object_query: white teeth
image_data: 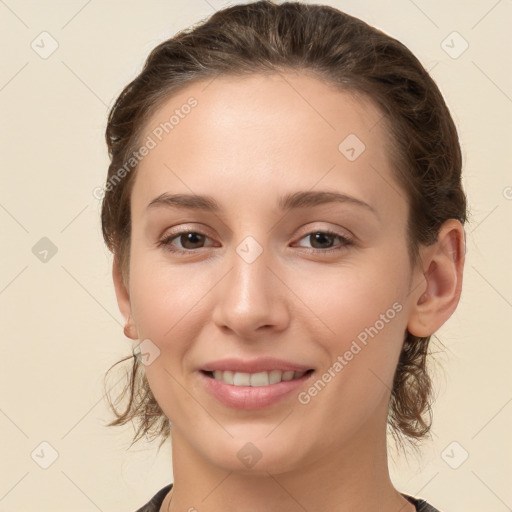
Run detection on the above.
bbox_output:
[223,370,234,384]
[250,371,269,386]
[268,370,282,385]
[281,370,295,381]
[210,370,308,386]
[233,372,251,386]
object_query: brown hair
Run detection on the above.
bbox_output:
[102,0,467,452]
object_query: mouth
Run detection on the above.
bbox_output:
[198,357,316,409]
[199,367,316,409]
[200,369,315,387]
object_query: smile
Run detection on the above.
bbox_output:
[202,369,313,386]
[199,368,315,409]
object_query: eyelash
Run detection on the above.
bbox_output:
[156,228,353,255]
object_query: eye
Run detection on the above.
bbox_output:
[294,230,353,253]
[157,230,215,254]
[157,228,353,255]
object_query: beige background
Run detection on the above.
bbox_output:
[1,0,511,511]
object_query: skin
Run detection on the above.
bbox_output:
[112,71,465,512]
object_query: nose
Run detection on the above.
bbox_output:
[211,243,290,339]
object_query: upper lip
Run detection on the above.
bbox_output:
[201,357,313,374]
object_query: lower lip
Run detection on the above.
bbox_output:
[199,371,314,409]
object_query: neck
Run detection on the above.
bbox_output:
[166,402,414,512]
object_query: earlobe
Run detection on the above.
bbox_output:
[112,256,138,340]
[407,219,465,338]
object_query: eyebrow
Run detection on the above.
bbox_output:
[146,190,378,217]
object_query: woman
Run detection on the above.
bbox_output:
[101,2,466,511]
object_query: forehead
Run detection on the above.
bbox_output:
[140,71,386,150]
[131,71,403,219]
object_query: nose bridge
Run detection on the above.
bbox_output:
[212,233,288,335]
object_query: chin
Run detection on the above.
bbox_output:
[203,432,308,476]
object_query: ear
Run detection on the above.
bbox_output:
[407,219,465,337]
[112,255,138,340]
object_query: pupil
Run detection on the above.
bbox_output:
[183,232,204,249]
[312,232,333,249]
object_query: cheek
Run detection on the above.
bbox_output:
[301,250,409,345]
[297,252,410,412]
[127,259,210,418]
[129,260,210,342]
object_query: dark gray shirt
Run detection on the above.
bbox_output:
[135,484,442,511]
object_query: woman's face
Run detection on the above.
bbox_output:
[120,72,423,473]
